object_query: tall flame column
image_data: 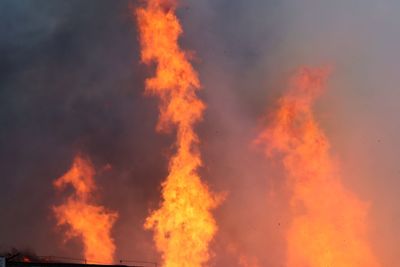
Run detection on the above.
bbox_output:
[135,1,220,267]
[257,67,381,267]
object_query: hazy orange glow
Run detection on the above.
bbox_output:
[53,155,118,264]
[238,256,260,267]
[257,67,381,267]
[227,243,260,267]
[135,1,221,266]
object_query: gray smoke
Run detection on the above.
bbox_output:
[1,0,399,266]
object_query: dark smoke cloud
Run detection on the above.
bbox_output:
[1,0,399,266]
[0,0,164,262]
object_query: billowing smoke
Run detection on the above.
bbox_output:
[0,0,398,266]
[0,0,163,262]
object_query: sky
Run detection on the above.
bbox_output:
[0,0,399,266]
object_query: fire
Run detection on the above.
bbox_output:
[53,154,118,264]
[257,67,381,267]
[135,1,221,267]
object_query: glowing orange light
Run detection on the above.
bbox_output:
[135,1,221,266]
[53,155,118,264]
[257,67,381,267]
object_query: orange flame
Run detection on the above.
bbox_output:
[257,67,381,267]
[135,1,221,266]
[53,155,118,264]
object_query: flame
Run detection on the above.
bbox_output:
[53,155,118,264]
[257,67,381,267]
[135,1,221,266]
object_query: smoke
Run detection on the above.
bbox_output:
[0,248,41,262]
[0,0,399,266]
[180,0,399,265]
[0,0,163,262]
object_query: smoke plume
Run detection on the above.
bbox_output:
[0,0,398,266]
